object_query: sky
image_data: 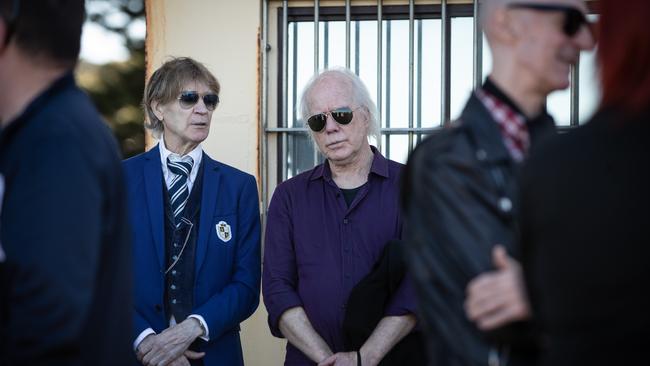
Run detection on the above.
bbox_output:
[79,2,146,64]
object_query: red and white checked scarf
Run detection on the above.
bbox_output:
[476,89,530,162]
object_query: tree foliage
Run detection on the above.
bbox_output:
[77,0,146,158]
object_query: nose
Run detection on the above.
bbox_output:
[574,22,596,51]
[194,97,209,114]
[323,112,340,132]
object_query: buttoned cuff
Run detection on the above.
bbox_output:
[188,314,210,341]
[134,328,156,351]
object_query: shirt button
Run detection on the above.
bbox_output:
[170,284,177,290]
[174,243,179,248]
[172,255,178,261]
[171,270,177,275]
[476,149,487,161]
[499,197,512,212]
[343,218,349,224]
[171,299,177,304]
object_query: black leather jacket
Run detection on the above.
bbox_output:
[401,92,555,366]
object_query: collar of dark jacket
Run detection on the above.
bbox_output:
[458,90,556,164]
[458,93,513,163]
[0,72,74,148]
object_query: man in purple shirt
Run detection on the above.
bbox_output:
[263,68,416,366]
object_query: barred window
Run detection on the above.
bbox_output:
[260,1,598,210]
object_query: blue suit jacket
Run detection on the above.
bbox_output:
[122,145,261,366]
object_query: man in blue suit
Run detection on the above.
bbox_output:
[123,57,261,366]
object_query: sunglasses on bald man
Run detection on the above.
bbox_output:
[508,3,592,37]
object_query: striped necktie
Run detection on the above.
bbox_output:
[166,156,194,226]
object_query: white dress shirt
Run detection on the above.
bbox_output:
[133,137,209,350]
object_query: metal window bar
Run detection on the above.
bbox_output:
[281,0,288,182]
[264,1,591,199]
[355,19,360,75]
[472,0,483,89]
[416,18,423,144]
[385,20,391,157]
[346,0,351,68]
[408,0,415,152]
[441,0,450,126]
[570,61,579,126]
[376,0,383,147]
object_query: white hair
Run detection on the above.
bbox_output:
[299,67,380,145]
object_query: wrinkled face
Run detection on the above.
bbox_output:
[307,77,370,164]
[510,0,595,93]
[154,80,215,151]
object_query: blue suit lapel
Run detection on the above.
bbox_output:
[195,154,220,277]
[144,145,165,270]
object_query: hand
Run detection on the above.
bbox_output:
[136,334,156,363]
[139,319,205,366]
[167,355,190,366]
[318,351,357,366]
[166,351,206,366]
[464,245,531,330]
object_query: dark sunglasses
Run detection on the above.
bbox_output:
[178,91,220,111]
[307,107,362,132]
[2,0,21,47]
[508,3,591,37]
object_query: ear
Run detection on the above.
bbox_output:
[151,100,165,122]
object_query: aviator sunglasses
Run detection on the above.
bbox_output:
[508,3,592,37]
[178,91,220,111]
[307,106,362,132]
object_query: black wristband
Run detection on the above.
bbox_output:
[356,350,362,366]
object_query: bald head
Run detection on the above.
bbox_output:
[479,0,594,116]
[481,0,589,41]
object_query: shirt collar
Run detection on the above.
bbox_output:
[483,77,527,118]
[159,135,203,177]
[310,145,389,181]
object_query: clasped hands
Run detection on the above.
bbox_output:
[136,318,205,366]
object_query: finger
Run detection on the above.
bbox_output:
[170,356,191,366]
[149,350,172,366]
[142,349,157,366]
[184,350,206,359]
[318,354,336,366]
[466,293,507,321]
[466,274,506,308]
[492,245,510,270]
[477,305,521,330]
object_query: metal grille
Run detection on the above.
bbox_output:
[260,1,598,214]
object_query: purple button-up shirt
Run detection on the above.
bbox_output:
[263,147,415,365]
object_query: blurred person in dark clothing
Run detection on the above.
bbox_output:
[401,0,594,365]
[0,0,133,365]
[519,0,650,364]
